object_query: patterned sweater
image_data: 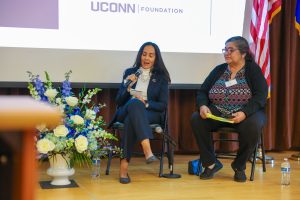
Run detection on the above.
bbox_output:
[196,61,268,117]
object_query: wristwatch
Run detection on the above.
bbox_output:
[145,102,149,108]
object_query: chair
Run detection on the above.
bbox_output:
[105,111,181,178]
[213,127,266,181]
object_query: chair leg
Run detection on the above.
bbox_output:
[158,136,165,177]
[166,138,171,168]
[105,148,113,175]
[106,128,118,175]
[250,144,258,181]
[260,131,266,172]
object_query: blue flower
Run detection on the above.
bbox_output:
[40,132,47,139]
[62,80,72,97]
[64,105,70,113]
[34,77,48,101]
[76,129,88,138]
[72,107,81,115]
[93,106,100,113]
[67,127,76,138]
[85,119,91,127]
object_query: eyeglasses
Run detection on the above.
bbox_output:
[222,48,239,54]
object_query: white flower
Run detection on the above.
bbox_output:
[36,138,55,154]
[82,97,90,104]
[53,125,69,137]
[44,88,58,99]
[56,97,62,104]
[70,115,84,125]
[65,96,78,107]
[36,124,47,132]
[75,135,88,153]
[57,104,65,113]
[85,109,96,120]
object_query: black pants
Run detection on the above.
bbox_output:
[116,98,161,161]
[190,106,266,171]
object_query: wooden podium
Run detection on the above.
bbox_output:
[0,96,62,200]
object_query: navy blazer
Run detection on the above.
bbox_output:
[108,67,169,128]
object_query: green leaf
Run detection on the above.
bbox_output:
[64,70,72,80]
[44,71,52,89]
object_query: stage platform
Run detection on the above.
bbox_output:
[36,151,300,200]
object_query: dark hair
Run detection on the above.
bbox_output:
[133,42,171,83]
[225,36,254,62]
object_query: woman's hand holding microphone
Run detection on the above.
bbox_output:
[125,72,147,106]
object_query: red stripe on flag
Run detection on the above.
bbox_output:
[249,0,281,96]
[250,22,257,44]
[261,42,270,75]
[253,0,259,11]
[257,12,269,65]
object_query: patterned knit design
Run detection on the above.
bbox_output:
[209,66,252,117]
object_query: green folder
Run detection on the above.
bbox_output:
[206,113,234,123]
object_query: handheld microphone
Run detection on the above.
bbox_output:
[124,69,142,87]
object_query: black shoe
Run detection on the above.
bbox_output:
[200,159,223,180]
[146,155,158,164]
[233,170,247,182]
[231,163,247,182]
[119,174,131,184]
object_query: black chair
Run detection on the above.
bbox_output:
[105,111,181,178]
[213,127,266,181]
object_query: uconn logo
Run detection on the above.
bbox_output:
[91,1,136,13]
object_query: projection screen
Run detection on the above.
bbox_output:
[0,0,247,88]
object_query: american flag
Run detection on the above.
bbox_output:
[249,0,281,95]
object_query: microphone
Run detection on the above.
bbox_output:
[154,126,177,147]
[124,69,142,87]
[155,126,163,133]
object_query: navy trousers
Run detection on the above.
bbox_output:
[116,98,162,161]
[190,106,266,171]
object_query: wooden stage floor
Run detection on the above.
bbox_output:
[36,151,300,200]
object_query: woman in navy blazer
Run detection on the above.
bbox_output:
[110,42,170,184]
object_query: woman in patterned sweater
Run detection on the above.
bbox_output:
[190,36,268,182]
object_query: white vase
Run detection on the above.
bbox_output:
[47,154,75,185]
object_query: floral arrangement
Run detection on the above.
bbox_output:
[27,70,119,166]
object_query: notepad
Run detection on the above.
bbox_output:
[206,113,234,123]
[130,89,143,97]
